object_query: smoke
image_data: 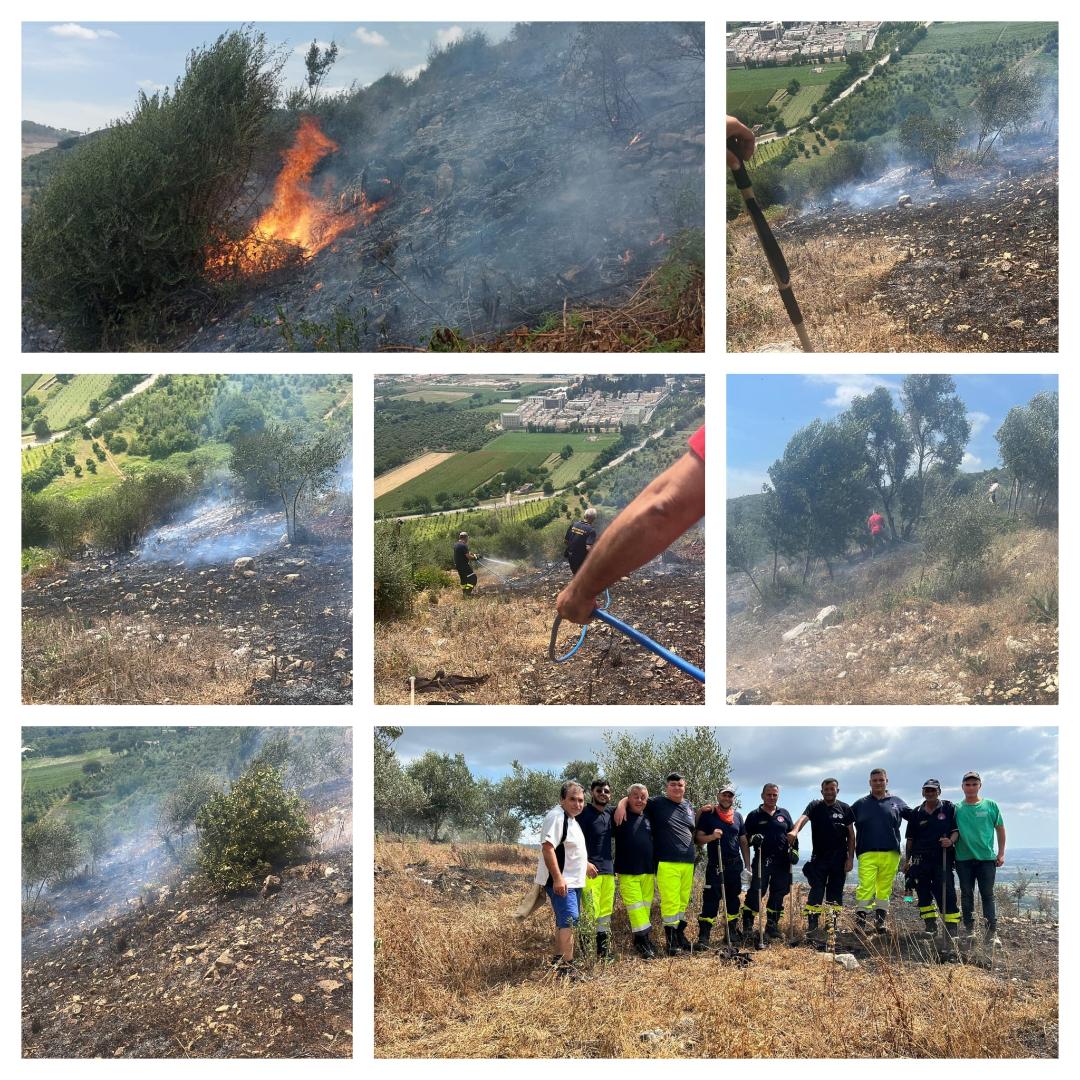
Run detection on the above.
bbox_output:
[135,489,285,566]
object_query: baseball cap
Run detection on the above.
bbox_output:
[921,779,941,792]
[719,786,736,796]
[962,771,982,782]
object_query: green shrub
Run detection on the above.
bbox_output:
[921,493,998,600]
[23,28,285,349]
[413,564,451,592]
[195,763,313,895]
[1027,586,1058,624]
[375,525,417,620]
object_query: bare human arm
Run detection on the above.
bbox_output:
[555,451,705,624]
[542,842,566,896]
[996,823,1006,866]
[727,115,756,168]
[787,814,809,844]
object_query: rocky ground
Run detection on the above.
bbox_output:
[23,785,352,1059]
[376,541,704,706]
[775,142,1057,352]
[22,504,352,705]
[727,533,1058,706]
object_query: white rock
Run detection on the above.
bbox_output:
[782,622,812,643]
[816,605,843,627]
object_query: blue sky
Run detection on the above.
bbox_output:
[727,373,1059,498]
[393,726,1058,849]
[23,21,514,132]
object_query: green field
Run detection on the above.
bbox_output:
[779,85,828,125]
[727,62,839,116]
[22,748,112,795]
[22,374,40,394]
[392,390,472,402]
[909,21,1055,53]
[375,431,618,514]
[32,373,115,432]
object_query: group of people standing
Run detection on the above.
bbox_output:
[533,768,1005,977]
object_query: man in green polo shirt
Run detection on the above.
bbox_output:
[954,770,1006,947]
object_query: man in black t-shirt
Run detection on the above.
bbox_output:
[577,778,615,959]
[614,783,658,959]
[452,531,478,596]
[564,508,598,576]
[695,785,751,946]
[903,779,961,948]
[742,783,798,942]
[787,778,855,935]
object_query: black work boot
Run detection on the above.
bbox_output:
[855,909,868,933]
[664,926,680,956]
[595,931,611,960]
[875,909,888,935]
[922,917,938,938]
[675,920,694,952]
[807,913,820,934]
[632,931,653,960]
[742,909,756,937]
[765,913,782,940]
[696,921,712,951]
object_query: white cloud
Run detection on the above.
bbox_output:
[401,63,427,82]
[354,27,389,47]
[294,40,337,55]
[961,451,982,471]
[137,79,168,95]
[727,467,770,499]
[967,410,991,438]
[49,24,119,40]
[435,26,465,48]
[803,374,901,410]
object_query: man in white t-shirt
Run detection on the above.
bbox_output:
[536,780,594,978]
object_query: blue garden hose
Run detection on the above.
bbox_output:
[548,592,705,684]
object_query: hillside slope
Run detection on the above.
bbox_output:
[375,542,704,706]
[727,526,1057,705]
[375,839,1057,1058]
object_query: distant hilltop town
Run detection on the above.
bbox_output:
[727,21,882,66]
[500,382,677,432]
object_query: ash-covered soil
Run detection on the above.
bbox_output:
[23,786,352,1059]
[511,542,704,705]
[22,505,352,706]
[777,141,1058,352]
[727,538,1058,706]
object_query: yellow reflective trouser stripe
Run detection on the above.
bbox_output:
[618,873,655,932]
[856,851,901,911]
[944,912,961,923]
[804,903,823,914]
[583,874,616,931]
[656,861,694,925]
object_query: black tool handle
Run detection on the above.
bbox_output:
[727,136,791,286]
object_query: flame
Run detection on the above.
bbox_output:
[420,206,433,215]
[626,132,643,149]
[649,232,668,247]
[207,116,385,278]
[620,249,633,265]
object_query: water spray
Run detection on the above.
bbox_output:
[728,137,814,353]
[548,590,705,684]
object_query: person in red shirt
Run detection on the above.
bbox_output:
[556,426,705,624]
[867,511,886,558]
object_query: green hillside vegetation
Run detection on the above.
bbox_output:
[21,374,351,566]
[22,374,41,394]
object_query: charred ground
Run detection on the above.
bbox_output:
[22,500,352,706]
[23,780,352,1059]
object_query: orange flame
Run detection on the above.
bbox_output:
[620,249,633,265]
[649,232,668,247]
[207,116,384,277]
[420,206,433,215]
[626,132,643,149]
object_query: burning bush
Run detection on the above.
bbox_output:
[22,28,285,349]
[195,763,314,894]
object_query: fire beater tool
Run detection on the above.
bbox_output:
[728,136,814,352]
[548,590,705,684]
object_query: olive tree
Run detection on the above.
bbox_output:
[845,387,913,542]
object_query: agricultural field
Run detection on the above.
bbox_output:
[25,373,115,433]
[908,21,1055,53]
[727,62,839,116]
[779,85,829,126]
[374,431,617,515]
[374,451,458,498]
[391,390,471,402]
[21,748,112,796]
[22,374,40,394]
[391,495,564,541]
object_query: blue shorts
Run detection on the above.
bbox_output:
[545,885,583,928]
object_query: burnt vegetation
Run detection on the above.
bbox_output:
[21,727,352,1059]
[23,23,704,352]
[21,374,352,706]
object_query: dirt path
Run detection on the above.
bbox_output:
[374,452,456,497]
[324,386,353,421]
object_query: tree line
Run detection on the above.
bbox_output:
[727,378,1058,598]
[374,726,730,843]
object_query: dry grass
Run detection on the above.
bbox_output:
[22,613,254,704]
[726,221,973,353]
[374,589,554,704]
[375,840,1057,1058]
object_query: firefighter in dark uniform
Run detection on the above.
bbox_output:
[564,508,597,576]
[903,779,961,950]
[453,531,478,596]
[695,785,751,947]
[787,778,856,935]
[742,783,798,941]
